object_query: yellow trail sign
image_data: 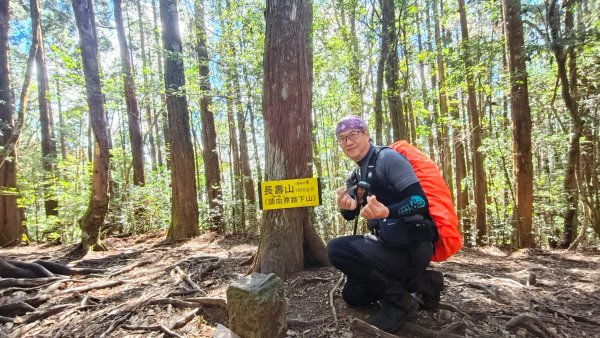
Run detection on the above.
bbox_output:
[258,178,322,210]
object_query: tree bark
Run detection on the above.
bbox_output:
[373,26,385,145]
[501,0,534,248]
[0,0,36,246]
[136,0,157,171]
[31,0,58,216]
[114,0,145,186]
[548,0,582,248]
[194,0,224,232]
[381,0,404,141]
[72,0,110,253]
[254,0,328,278]
[152,0,168,169]
[160,0,199,239]
[432,0,454,200]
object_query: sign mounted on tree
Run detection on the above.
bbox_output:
[258,178,322,210]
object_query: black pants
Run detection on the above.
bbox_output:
[328,235,433,305]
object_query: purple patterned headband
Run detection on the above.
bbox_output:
[335,115,367,136]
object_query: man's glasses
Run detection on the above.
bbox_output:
[337,130,364,144]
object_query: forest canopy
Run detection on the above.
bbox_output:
[0,0,599,254]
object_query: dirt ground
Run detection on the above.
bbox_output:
[1,232,599,338]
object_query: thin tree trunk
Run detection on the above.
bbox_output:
[114,0,145,186]
[72,0,110,253]
[373,32,385,145]
[0,0,35,246]
[432,0,454,198]
[382,0,404,141]
[152,0,168,169]
[160,0,199,239]
[501,0,534,248]
[548,0,582,248]
[136,0,157,171]
[194,0,224,232]
[56,79,67,160]
[30,0,58,217]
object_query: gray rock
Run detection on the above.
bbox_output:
[226,273,286,338]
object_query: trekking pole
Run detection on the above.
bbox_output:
[352,181,371,235]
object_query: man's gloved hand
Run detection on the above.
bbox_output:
[360,195,390,220]
[336,188,357,211]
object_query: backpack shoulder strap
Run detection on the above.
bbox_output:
[365,146,387,186]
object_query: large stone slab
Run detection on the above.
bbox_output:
[226,273,286,338]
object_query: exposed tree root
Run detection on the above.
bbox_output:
[0,277,66,288]
[505,313,560,338]
[171,307,201,330]
[287,317,327,327]
[108,259,154,278]
[18,303,75,324]
[59,280,124,294]
[122,324,184,338]
[0,301,36,317]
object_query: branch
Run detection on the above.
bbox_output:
[59,280,124,294]
[122,324,184,338]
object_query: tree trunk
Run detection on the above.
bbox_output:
[457,0,487,245]
[72,0,110,253]
[373,27,385,145]
[114,0,145,186]
[194,0,224,232]
[548,0,582,248]
[226,96,244,230]
[432,0,454,199]
[382,0,404,141]
[136,0,157,171]
[0,0,35,246]
[160,0,199,239]
[31,0,58,217]
[336,0,363,116]
[56,79,67,161]
[254,0,329,278]
[152,0,168,169]
[415,9,435,159]
[501,0,534,248]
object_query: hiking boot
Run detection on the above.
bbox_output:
[365,270,418,332]
[407,270,444,310]
[342,276,379,307]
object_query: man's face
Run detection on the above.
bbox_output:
[337,129,370,162]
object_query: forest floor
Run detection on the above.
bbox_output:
[1,232,599,338]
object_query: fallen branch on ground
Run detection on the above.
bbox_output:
[172,266,206,296]
[329,272,344,325]
[108,259,154,278]
[287,317,327,327]
[17,303,76,324]
[505,313,560,338]
[146,298,201,308]
[351,318,401,338]
[533,301,600,326]
[199,258,223,279]
[184,297,227,308]
[99,313,132,338]
[438,302,471,317]
[402,321,465,338]
[122,324,184,338]
[171,307,201,330]
[60,280,124,294]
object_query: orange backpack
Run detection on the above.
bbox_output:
[389,141,462,261]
